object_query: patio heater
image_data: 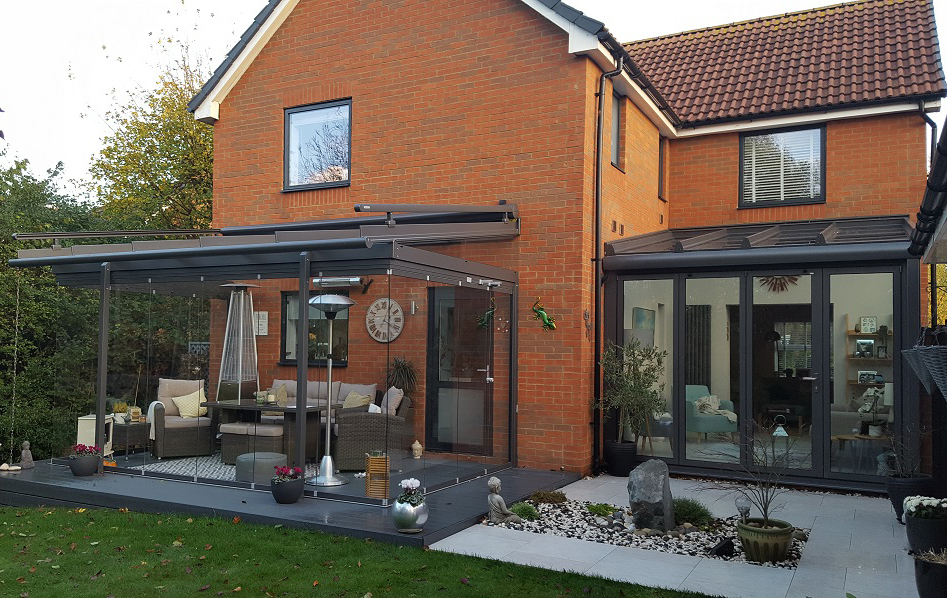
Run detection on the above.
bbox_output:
[307,293,356,487]
[216,284,260,403]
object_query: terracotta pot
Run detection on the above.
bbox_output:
[392,500,428,533]
[68,455,99,477]
[885,474,936,523]
[736,518,794,563]
[915,555,947,598]
[271,478,305,504]
[603,440,638,477]
[906,515,947,553]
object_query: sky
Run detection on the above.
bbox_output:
[1,0,946,194]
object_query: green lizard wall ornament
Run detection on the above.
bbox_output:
[532,298,556,331]
[477,297,497,329]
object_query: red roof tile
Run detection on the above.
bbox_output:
[623,0,947,126]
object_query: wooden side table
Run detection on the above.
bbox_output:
[365,454,390,499]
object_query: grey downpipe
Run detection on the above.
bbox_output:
[593,56,624,473]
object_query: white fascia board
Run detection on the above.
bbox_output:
[675,100,942,138]
[192,0,300,123]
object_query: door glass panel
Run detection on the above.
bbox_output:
[684,277,740,463]
[829,273,895,476]
[622,279,673,457]
[752,275,813,470]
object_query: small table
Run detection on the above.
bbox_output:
[832,434,891,474]
[113,421,149,460]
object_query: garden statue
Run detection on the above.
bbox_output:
[487,476,522,524]
[411,439,423,459]
[18,441,34,469]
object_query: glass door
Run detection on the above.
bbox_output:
[749,273,819,472]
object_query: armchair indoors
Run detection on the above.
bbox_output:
[151,378,216,459]
[685,384,738,441]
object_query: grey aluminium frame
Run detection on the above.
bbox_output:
[283,98,353,192]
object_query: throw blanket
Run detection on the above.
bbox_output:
[695,395,738,424]
[146,400,164,440]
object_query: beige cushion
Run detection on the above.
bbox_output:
[272,379,297,399]
[338,383,377,405]
[309,380,342,402]
[245,423,284,437]
[157,378,203,417]
[276,383,289,407]
[220,423,249,435]
[380,386,405,415]
[342,390,373,409]
[171,389,208,418]
[162,415,213,429]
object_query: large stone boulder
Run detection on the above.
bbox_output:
[627,459,674,532]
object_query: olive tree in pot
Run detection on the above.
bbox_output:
[879,426,937,524]
[601,338,667,477]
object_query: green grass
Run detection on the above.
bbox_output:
[0,507,715,598]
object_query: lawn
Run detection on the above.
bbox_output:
[0,507,717,598]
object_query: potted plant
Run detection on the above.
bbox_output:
[270,465,305,504]
[880,428,936,524]
[913,550,947,598]
[386,356,418,397]
[391,477,427,533]
[904,496,947,553]
[68,444,100,477]
[600,338,667,476]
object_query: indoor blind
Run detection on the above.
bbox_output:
[743,129,821,204]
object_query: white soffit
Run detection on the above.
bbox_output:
[193,0,300,123]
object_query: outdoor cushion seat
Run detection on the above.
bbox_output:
[162,415,213,429]
[220,423,284,464]
[685,384,738,440]
[151,378,215,459]
[235,452,287,485]
[334,397,414,471]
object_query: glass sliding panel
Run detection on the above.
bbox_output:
[684,277,740,463]
[829,272,895,476]
[621,279,674,458]
[751,275,813,470]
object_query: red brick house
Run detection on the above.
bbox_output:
[183,0,945,490]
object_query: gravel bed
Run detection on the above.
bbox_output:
[487,499,808,569]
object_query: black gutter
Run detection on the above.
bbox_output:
[598,33,680,127]
[220,211,508,236]
[592,55,624,474]
[909,121,947,257]
[8,237,373,268]
[917,104,940,324]
[604,242,913,272]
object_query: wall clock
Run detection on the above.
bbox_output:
[365,298,404,343]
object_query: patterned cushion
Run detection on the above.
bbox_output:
[171,388,207,418]
[157,378,204,417]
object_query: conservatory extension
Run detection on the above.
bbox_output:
[9,207,518,505]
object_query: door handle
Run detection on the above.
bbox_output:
[486,377,494,384]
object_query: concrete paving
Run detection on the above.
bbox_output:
[431,474,916,598]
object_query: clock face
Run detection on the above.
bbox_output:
[365,298,404,343]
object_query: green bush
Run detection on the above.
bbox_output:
[673,497,714,527]
[510,502,539,521]
[586,503,617,517]
[530,490,567,504]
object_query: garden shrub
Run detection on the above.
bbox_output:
[530,490,567,504]
[673,497,714,527]
[586,503,616,517]
[510,502,539,521]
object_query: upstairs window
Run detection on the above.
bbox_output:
[740,127,824,207]
[611,93,623,169]
[284,99,351,191]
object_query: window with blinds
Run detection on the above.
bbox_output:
[774,320,812,372]
[740,127,823,207]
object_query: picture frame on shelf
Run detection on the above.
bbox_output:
[854,339,875,358]
[877,346,889,359]
[859,316,877,334]
[857,370,879,384]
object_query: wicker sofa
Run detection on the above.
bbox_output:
[151,378,216,459]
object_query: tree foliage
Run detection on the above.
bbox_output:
[89,53,213,229]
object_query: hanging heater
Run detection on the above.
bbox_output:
[216,284,260,402]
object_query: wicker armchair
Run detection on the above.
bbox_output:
[151,378,216,459]
[334,397,413,471]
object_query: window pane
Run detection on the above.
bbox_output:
[287,101,351,187]
[742,128,821,204]
[283,293,349,363]
[611,94,621,166]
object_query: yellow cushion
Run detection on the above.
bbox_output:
[276,383,289,407]
[171,388,207,418]
[342,390,372,409]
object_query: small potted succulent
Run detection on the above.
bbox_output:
[68,444,100,477]
[904,496,947,554]
[270,465,305,504]
[392,477,427,533]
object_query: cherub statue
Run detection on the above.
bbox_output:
[487,476,522,524]
[18,441,34,469]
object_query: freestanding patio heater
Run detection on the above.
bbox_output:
[217,284,260,403]
[307,293,356,487]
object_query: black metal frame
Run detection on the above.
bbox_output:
[283,98,353,192]
[738,124,827,209]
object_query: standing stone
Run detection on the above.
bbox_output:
[627,459,674,532]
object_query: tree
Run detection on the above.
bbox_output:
[89,53,213,230]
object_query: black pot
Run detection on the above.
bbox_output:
[604,441,638,477]
[271,478,305,504]
[906,515,947,553]
[68,455,99,477]
[885,474,936,523]
[915,556,947,598]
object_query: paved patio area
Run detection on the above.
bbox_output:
[431,474,915,598]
